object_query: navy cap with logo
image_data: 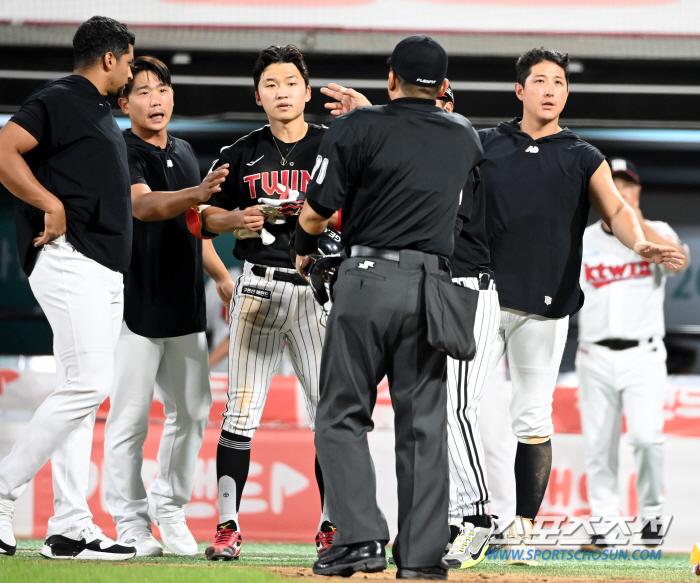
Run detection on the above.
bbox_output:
[609,157,641,185]
[439,83,454,105]
[387,35,448,88]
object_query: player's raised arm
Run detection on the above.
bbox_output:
[131,164,228,222]
[321,83,372,115]
[588,160,685,269]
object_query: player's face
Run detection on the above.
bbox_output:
[119,71,174,134]
[613,176,641,208]
[516,60,569,123]
[106,45,134,98]
[255,63,311,123]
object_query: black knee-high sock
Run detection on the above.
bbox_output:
[315,454,325,508]
[216,430,252,528]
[514,440,552,522]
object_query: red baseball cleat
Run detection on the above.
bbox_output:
[205,521,242,561]
[316,521,337,554]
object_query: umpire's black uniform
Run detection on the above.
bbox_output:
[303,36,483,574]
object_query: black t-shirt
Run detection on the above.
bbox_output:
[122,129,206,338]
[305,98,483,259]
[10,75,132,276]
[479,118,606,318]
[452,167,490,278]
[207,123,326,268]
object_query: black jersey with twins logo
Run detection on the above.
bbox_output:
[479,118,606,319]
[207,123,326,269]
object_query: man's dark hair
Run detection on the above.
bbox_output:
[253,45,310,90]
[395,74,440,100]
[516,47,570,87]
[73,16,135,70]
[120,56,172,98]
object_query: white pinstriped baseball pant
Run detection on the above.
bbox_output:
[446,276,500,521]
[222,261,326,437]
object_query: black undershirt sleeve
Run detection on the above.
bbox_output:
[306,197,335,219]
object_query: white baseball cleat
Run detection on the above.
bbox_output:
[154,516,198,556]
[123,531,163,557]
[504,517,538,566]
[41,523,136,560]
[444,518,495,569]
[0,499,17,556]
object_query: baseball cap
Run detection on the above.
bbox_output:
[387,35,448,88]
[439,83,454,105]
[609,157,641,185]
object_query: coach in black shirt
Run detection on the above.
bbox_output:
[0,17,137,560]
[103,56,232,558]
[296,36,483,579]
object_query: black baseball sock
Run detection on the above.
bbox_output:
[216,430,252,529]
[514,440,552,522]
[464,514,492,528]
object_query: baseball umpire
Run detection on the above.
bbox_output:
[104,56,233,557]
[0,16,137,559]
[198,45,335,560]
[577,158,688,547]
[296,35,483,580]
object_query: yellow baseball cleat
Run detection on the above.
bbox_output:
[691,542,700,576]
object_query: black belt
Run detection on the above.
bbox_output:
[251,264,308,286]
[349,245,450,272]
[595,338,653,351]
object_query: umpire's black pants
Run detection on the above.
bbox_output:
[315,250,449,569]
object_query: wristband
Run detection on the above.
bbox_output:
[295,221,322,256]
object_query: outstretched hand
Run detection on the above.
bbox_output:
[321,83,372,116]
[634,241,686,269]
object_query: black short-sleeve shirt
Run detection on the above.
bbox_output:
[207,123,326,268]
[122,129,206,338]
[305,98,483,259]
[479,118,606,318]
[10,75,132,276]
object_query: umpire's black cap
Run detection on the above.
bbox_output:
[609,157,641,185]
[387,35,448,88]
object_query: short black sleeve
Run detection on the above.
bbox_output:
[207,147,244,211]
[305,117,361,212]
[127,155,148,186]
[582,143,606,180]
[10,99,49,145]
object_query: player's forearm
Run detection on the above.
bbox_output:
[637,219,685,256]
[209,337,229,367]
[608,204,646,251]
[299,204,329,236]
[201,208,247,234]
[0,149,63,214]
[132,187,202,222]
[202,239,230,283]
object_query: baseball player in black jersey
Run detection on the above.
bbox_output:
[0,17,137,560]
[198,45,335,561]
[103,57,233,557]
[475,48,684,565]
[297,36,483,580]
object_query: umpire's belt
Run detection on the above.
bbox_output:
[349,245,450,272]
[594,337,653,351]
[252,264,308,286]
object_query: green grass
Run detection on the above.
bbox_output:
[2,540,698,582]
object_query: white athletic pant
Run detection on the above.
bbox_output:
[0,236,123,536]
[576,339,666,520]
[222,262,325,437]
[447,277,500,521]
[485,308,569,441]
[104,324,212,540]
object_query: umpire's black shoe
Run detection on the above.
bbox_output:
[396,559,449,580]
[312,540,386,577]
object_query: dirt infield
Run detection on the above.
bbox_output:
[268,567,655,582]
